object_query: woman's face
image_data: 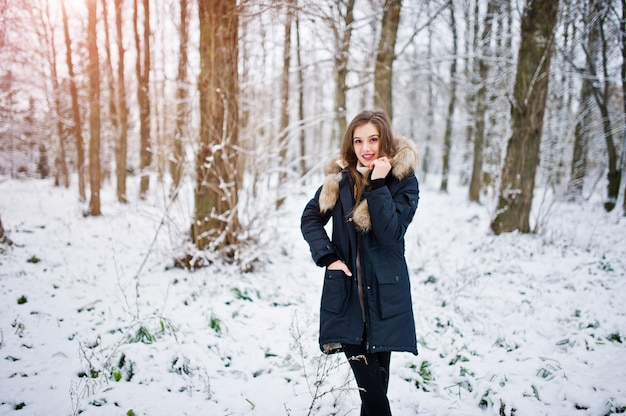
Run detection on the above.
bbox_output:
[352,122,380,168]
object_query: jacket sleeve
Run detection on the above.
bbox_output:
[300,187,337,267]
[365,172,419,246]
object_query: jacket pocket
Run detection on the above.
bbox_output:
[375,263,411,319]
[321,269,351,314]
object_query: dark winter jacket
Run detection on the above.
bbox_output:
[301,136,419,355]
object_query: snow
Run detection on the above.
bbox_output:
[1,175,625,416]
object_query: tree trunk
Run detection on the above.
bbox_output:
[296,10,306,178]
[567,79,592,200]
[277,0,294,209]
[194,0,240,256]
[374,0,401,118]
[100,0,122,200]
[484,1,512,190]
[461,0,479,186]
[546,9,570,189]
[334,0,355,141]
[469,0,496,203]
[61,0,86,201]
[422,1,434,177]
[567,4,596,201]
[87,0,101,216]
[170,0,189,196]
[135,0,151,198]
[556,8,575,188]
[154,2,165,184]
[440,2,458,193]
[491,0,559,234]
[622,0,626,216]
[41,0,69,187]
[586,0,620,211]
[114,0,129,203]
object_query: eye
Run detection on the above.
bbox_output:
[370,136,379,143]
[353,138,362,144]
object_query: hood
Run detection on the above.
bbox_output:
[318,136,419,232]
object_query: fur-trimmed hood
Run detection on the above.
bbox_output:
[318,136,419,232]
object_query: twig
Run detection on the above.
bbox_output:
[132,184,181,316]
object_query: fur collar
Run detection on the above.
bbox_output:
[318,136,419,232]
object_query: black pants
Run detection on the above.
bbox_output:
[343,342,392,416]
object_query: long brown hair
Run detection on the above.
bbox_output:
[339,109,397,204]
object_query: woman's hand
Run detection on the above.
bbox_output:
[370,156,392,180]
[328,260,352,276]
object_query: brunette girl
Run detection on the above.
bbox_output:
[301,109,420,415]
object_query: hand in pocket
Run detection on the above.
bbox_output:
[321,269,352,313]
[327,260,352,276]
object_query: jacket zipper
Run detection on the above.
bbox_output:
[355,236,366,324]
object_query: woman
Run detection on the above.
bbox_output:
[300,109,419,415]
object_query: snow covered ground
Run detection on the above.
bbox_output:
[1,175,625,416]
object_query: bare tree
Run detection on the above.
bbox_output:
[469,0,496,203]
[585,0,621,212]
[296,7,306,177]
[100,0,130,201]
[333,0,356,138]
[38,0,69,187]
[440,0,458,193]
[193,0,241,259]
[483,0,514,195]
[134,0,151,199]
[374,0,402,118]
[491,0,560,234]
[567,77,593,200]
[622,0,626,215]
[460,0,480,186]
[86,0,102,216]
[277,0,295,209]
[114,0,129,203]
[566,1,596,201]
[421,1,434,176]
[100,0,118,193]
[170,0,190,196]
[61,0,86,201]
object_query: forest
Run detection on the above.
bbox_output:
[1,0,625,260]
[1,1,626,415]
